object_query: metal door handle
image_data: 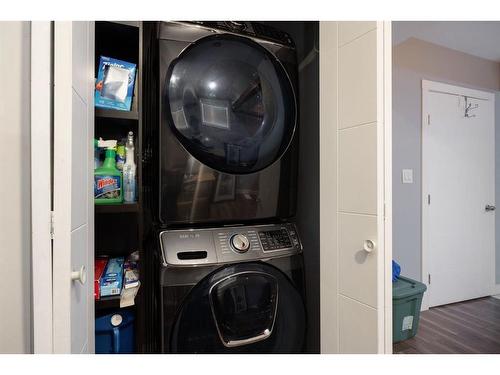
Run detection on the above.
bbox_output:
[363,240,376,253]
[485,204,496,212]
[71,265,87,285]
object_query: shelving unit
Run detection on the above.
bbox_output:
[96,108,139,121]
[95,295,121,311]
[95,203,140,214]
[94,21,145,352]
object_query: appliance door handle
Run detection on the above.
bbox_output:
[224,329,272,348]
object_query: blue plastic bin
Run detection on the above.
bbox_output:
[95,309,135,354]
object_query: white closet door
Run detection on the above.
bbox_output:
[320,21,391,354]
[52,21,95,354]
[338,22,380,354]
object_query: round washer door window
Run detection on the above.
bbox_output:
[170,262,306,353]
[165,34,297,174]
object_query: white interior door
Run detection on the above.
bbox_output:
[52,21,95,353]
[422,80,495,308]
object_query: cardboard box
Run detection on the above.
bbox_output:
[100,257,124,297]
[94,257,108,300]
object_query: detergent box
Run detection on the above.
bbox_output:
[95,56,137,111]
[100,257,125,297]
[94,257,108,300]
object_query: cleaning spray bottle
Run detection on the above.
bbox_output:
[123,131,137,203]
[94,138,123,205]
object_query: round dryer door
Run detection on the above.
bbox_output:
[170,262,306,353]
[165,34,297,174]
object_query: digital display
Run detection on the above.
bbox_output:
[258,229,292,251]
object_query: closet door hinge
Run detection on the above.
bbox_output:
[427,194,431,205]
[50,211,55,240]
[427,114,431,125]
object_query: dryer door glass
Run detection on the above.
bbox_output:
[165,34,296,174]
[169,263,306,353]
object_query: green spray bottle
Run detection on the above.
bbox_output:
[94,139,123,204]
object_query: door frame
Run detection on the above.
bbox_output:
[421,79,496,310]
[31,21,54,354]
[380,21,393,354]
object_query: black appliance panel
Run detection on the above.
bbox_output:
[158,27,299,226]
[167,262,306,353]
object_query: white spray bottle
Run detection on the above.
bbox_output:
[123,131,137,203]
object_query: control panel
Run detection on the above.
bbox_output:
[185,21,295,47]
[160,223,302,267]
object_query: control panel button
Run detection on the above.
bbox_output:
[258,229,293,251]
[230,234,251,253]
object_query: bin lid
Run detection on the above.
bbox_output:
[393,276,427,300]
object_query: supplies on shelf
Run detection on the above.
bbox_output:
[94,138,123,204]
[94,251,140,308]
[94,132,137,205]
[94,257,108,300]
[124,255,139,289]
[100,257,125,297]
[123,131,137,203]
[95,56,137,112]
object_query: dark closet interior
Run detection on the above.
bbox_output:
[93,21,319,354]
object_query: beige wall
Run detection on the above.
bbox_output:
[395,38,500,90]
[0,21,32,353]
[392,34,500,282]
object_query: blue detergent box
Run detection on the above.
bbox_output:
[100,257,125,297]
[95,56,137,111]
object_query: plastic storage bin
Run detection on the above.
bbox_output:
[95,309,135,353]
[393,276,427,343]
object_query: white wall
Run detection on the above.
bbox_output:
[0,21,32,353]
[392,29,500,282]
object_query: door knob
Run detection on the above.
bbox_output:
[363,240,376,253]
[71,265,87,285]
[485,204,496,212]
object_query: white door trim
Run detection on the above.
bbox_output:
[319,21,339,354]
[421,79,496,310]
[30,21,54,354]
[380,21,393,354]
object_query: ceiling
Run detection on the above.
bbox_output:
[393,21,500,62]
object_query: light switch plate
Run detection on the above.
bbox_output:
[402,169,413,184]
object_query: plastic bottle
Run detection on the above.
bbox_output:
[94,139,123,204]
[94,139,101,169]
[116,144,126,171]
[123,131,137,203]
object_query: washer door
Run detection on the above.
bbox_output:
[165,34,297,174]
[170,263,305,353]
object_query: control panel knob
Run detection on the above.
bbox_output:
[230,234,251,253]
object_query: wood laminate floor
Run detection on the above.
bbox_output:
[393,297,500,354]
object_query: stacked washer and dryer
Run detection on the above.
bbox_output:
[154,21,306,353]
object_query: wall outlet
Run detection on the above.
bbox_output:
[402,169,413,184]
